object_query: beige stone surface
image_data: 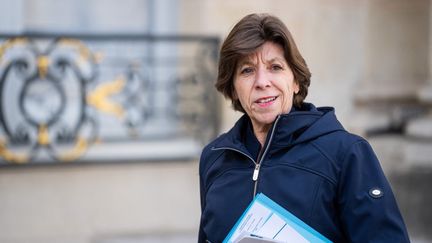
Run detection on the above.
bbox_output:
[0,162,200,243]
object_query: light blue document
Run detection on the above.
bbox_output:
[223,193,332,243]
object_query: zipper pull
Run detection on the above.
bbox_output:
[252,164,260,181]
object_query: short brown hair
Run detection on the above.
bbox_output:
[215,13,311,112]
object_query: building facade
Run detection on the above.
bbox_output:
[0,0,431,242]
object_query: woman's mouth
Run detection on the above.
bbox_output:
[255,96,278,107]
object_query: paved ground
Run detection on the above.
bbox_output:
[94,233,431,243]
[93,233,197,243]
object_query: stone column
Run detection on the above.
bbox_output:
[404,0,432,167]
[391,2,432,240]
[347,2,432,238]
[349,0,430,139]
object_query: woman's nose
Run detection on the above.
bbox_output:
[254,68,271,88]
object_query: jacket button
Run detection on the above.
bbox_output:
[369,188,383,198]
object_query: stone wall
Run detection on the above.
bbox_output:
[0,162,200,243]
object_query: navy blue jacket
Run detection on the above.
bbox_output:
[198,104,409,242]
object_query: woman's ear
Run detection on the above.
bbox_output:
[294,81,300,95]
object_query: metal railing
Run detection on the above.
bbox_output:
[0,32,220,164]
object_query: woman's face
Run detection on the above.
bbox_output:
[233,41,299,131]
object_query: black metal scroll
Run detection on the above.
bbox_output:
[0,33,219,164]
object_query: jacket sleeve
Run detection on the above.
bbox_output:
[337,139,410,242]
[198,147,208,243]
[198,169,207,243]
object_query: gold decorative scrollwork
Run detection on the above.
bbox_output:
[58,39,92,61]
[57,136,89,162]
[87,76,126,118]
[37,124,50,146]
[0,138,29,164]
[0,38,28,65]
[37,56,50,79]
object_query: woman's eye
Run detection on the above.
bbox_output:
[240,67,253,74]
[271,65,283,71]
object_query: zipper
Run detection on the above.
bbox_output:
[252,115,281,197]
[211,115,281,198]
[212,146,260,198]
[252,163,260,181]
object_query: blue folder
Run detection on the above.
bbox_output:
[223,193,332,243]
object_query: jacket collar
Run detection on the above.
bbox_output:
[212,103,345,155]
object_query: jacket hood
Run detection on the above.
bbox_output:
[212,103,345,152]
[273,104,345,147]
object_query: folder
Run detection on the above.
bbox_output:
[223,193,332,243]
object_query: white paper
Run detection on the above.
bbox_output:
[228,199,309,243]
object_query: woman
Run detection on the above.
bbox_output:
[198,13,410,242]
